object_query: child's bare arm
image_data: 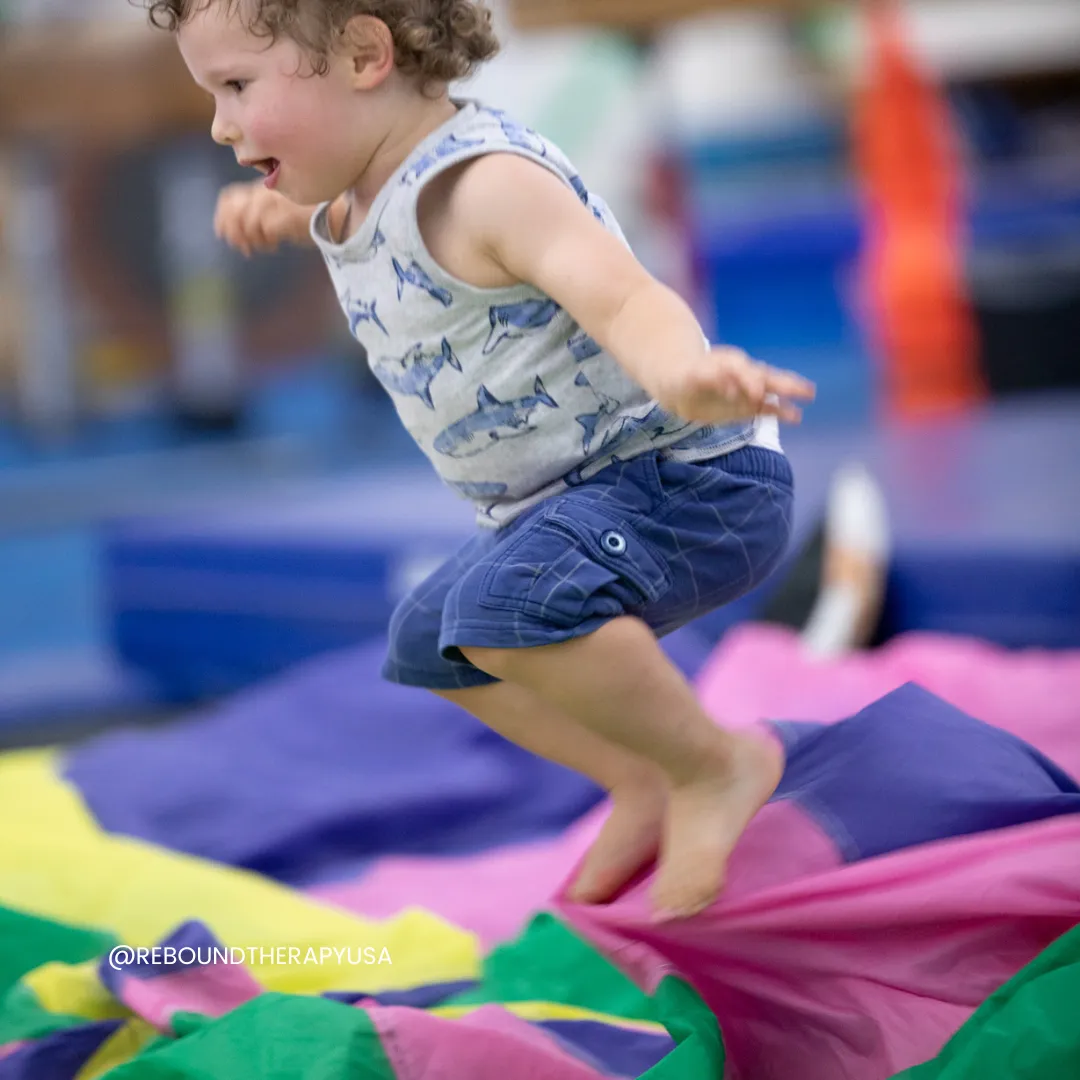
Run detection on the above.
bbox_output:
[213,182,348,257]
[456,155,815,426]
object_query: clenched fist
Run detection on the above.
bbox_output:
[213,181,317,257]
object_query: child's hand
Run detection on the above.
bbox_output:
[659,347,816,426]
[213,181,314,257]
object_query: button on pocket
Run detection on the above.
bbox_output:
[601,530,628,556]
[478,502,671,628]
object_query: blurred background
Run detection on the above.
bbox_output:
[0,0,1077,744]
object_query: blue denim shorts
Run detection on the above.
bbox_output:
[383,445,794,690]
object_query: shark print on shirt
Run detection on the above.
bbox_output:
[344,293,389,338]
[600,405,676,455]
[393,258,454,307]
[568,332,603,363]
[481,107,547,157]
[433,378,558,458]
[573,371,622,455]
[484,299,562,356]
[402,133,488,186]
[371,339,462,409]
[310,99,759,527]
[446,480,509,499]
[446,479,509,521]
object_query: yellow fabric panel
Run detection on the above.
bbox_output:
[23,961,129,1023]
[74,1019,159,1080]
[0,751,479,995]
[432,1001,669,1034]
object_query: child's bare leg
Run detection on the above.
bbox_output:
[462,617,783,919]
[436,682,666,904]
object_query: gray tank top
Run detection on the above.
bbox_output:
[310,100,760,527]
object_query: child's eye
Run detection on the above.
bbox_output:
[225,80,248,94]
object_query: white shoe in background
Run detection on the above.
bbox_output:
[801,463,892,658]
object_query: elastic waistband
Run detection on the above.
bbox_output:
[701,444,793,486]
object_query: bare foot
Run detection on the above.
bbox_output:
[650,732,784,920]
[567,778,667,905]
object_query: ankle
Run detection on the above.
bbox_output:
[664,731,744,789]
[607,760,667,799]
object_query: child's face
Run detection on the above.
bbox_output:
[178,1,374,205]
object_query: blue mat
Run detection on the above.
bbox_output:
[101,468,476,699]
[0,648,165,737]
[780,393,1080,649]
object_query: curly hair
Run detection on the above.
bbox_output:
[142,0,500,86]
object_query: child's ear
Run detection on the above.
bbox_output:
[342,15,395,89]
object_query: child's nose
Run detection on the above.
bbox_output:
[211,111,240,147]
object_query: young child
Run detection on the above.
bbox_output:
[148,0,816,920]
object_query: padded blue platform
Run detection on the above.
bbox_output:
[782,393,1080,650]
[101,395,1080,699]
[101,468,476,699]
[0,647,166,739]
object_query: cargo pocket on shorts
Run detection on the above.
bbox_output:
[479,501,672,629]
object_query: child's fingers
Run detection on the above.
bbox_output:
[758,398,804,424]
[241,200,267,248]
[762,366,816,402]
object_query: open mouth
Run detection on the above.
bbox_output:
[249,157,280,188]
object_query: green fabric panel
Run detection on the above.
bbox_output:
[446,913,664,1021]
[0,904,117,995]
[100,995,397,1080]
[891,927,1080,1080]
[0,981,89,1044]
[0,903,121,1044]
[639,975,725,1080]
[447,913,725,1078]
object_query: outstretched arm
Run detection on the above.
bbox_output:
[457,154,815,426]
[213,182,350,256]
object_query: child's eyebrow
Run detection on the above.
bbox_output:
[202,68,249,86]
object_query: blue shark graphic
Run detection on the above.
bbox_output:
[448,480,508,520]
[371,338,462,410]
[568,332,603,362]
[482,107,547,156]
[434,378,558,458]
[344,293,389,338]
[573,368,672,455]
[563,454,626,488]
[402,153,437,185]
[568,174,590,205]
[569,174,606,222]
[573,371,621,455]
[484,299,562,355]
[327,222,386,270]
[402,133,488,185]
[599,405,670,454]
[447,480,509,499]
[393,258,454,308]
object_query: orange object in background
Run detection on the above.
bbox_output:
[852,0,986,419]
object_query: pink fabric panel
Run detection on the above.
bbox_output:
[696,625,1080,775]
[369,1003,606,1080]
[556,814,1080,1080]
[312,809,607,947]
[313,775,840,954]
[119,965,263,1033]
[556,797,843,996]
